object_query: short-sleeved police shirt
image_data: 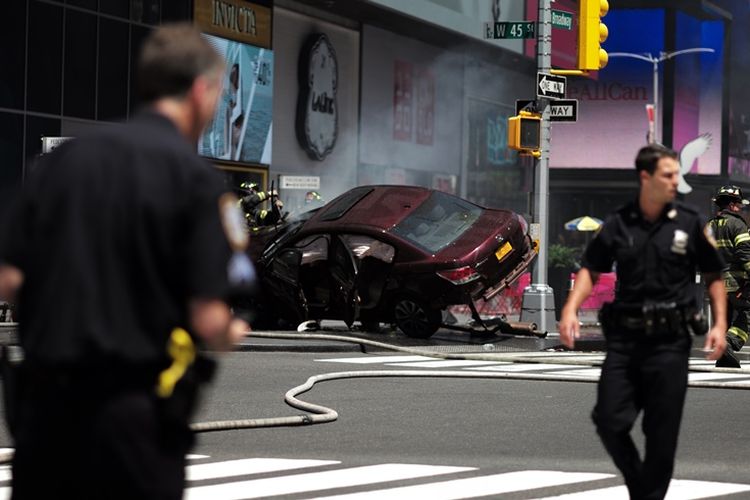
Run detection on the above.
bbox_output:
[1,112,233,366]
[582,200,724,305]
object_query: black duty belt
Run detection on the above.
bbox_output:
[600,302,696,338]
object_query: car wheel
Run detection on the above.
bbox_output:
[393,296,441,338]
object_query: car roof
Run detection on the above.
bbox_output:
[308,185,434,231]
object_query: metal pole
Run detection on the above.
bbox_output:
[520,0,556,333]
[653,59,659,144]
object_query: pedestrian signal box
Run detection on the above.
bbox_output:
[508,111,541,157]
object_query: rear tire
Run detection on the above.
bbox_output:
[393,296,441,338]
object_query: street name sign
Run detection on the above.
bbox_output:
[536,72,566,100]
[483,21,536,39]
[549,99,578,122]
[551,10,574,30]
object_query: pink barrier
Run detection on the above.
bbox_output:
[576,271,616,309]
[448,271,617,319]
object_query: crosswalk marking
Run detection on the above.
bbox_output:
[533,478,750,499]
[186,458,339,481]
[313,470,613,500]
[320,355,433,364]
[472,363,574,372]
[316,354,750,387]
[1,454,748,499]
[387,360,509,368]
[184,463,473,500]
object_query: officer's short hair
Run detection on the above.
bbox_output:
[635,144,678,176]
[136,23,224,103]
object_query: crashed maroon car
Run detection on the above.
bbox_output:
[251,185,537,338]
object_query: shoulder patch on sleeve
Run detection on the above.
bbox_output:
[219,193,249,252]
[703,223,718,249]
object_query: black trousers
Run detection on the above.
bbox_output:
[591,335,691,500]
[11,376,192,500]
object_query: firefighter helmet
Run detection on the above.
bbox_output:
[713,185,749,206]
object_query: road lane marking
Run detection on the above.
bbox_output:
[313,470,613,500]
[387,360,511,368]
[184,463,473,500]
[531,478,750,499]
[472,363,578,372]
[318,355,432,364]
[187,458,339,481]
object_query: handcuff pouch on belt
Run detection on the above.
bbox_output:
[155,328,216,428]
[599,302,705,339]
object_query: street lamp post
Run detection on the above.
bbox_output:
[608,48,715,144]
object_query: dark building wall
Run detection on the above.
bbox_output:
[0,0,192,193]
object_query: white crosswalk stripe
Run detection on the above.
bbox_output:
[0,455,748,499]
[316,353,750,387]
[184,463,473,500]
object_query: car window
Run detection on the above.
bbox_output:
[341,234,395,263]
[295,234,329,265]
[390,191,482,253]
[319,186,374,221]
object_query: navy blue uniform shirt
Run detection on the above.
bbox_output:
[582,200,724,306]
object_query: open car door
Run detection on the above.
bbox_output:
[328,235,360,327]
[265,248,307,326]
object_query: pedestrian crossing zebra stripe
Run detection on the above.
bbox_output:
[184,463,474,500]
[311,471,613,500]
[0,456,748,499]
[532,479,750,499]
[316,355,750,387]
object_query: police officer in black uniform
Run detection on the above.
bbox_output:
[708,185,750,367]
[560,144,727,500]
[0,24,252,499]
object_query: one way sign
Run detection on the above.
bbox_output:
[549,99,578,122]
[536,72,566,100]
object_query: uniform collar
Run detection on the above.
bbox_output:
[627,198,678,223]
[719,209,745,221]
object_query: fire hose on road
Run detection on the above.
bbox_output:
[190,331,750,433]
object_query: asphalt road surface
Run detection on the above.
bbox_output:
[182,345,750,499]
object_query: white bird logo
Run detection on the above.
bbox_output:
[677,133,712,194]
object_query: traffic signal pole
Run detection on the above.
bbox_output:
[520,0,557,334]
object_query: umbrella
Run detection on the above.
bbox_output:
[564,216,603,232]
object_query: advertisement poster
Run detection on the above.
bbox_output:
[415,68,435,145]
[393,60,413,142]
[198,33,274,165]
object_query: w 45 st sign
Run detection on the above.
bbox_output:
[483,21,536,39]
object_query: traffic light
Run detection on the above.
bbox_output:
[578,0,609,71]
[508,111,541,156]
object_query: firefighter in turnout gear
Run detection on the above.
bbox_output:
[238,183,284,229]
[709,185,750,367]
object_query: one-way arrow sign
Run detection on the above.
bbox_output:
[549,99,578,122]
[537,72,566,100]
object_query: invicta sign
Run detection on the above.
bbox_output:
[194,0,271,48]
[212,0,257,36]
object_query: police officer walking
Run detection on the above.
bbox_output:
[708,185,750,368]
[560,144,727,500]
[0,24,252,499]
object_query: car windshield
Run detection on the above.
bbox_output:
[390,191,482,253]
[320,186,374,221]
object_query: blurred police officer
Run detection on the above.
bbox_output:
[0,23,251,499]
[708,185,750,368]
[559,143,727,500]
